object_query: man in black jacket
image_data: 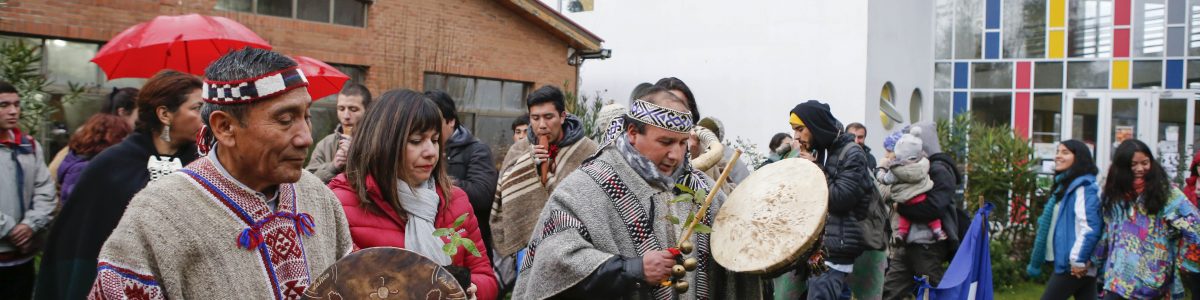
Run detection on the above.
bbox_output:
[790,100,873,299]
[882,122,964,300]
[427,90,500,252]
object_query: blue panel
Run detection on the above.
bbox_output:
[986,0,1001,29]
[985,32,1001,59]
[1166,59,1184,89]
[953,92,969,116]
[954,62,969,89]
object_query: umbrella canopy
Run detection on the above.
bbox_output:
[292,55,350,100]
[92,14,271,79]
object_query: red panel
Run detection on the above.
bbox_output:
[1015,92,1032,140]
[1115,28,1131,57]
[1016,61,1032,89]
[1115,0,1131,25]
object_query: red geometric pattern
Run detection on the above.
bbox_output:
[183,157,313,300]
[89,262,165,300]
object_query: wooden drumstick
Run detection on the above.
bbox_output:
[677,149,741,248]
[538,135,550,185]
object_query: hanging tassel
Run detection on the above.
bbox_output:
[292,213,316,236]
[196,125,213,155]
[238,227,263,250]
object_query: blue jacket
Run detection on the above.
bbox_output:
[1027,174,1103,276]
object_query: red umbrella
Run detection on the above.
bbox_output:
[292,56,350,100]
[92,14,271,79]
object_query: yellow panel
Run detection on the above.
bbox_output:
[1112,60,1130,89]
[1049,0,1066,28]
[1048,30,1065,58]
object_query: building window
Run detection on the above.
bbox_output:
[970,92,1012,127]
[1073,97,1100,149]
[1034,62,1064,89]
[1031,93,1063,144]
[935,0,954,59]
[880,82,899,131]
[1187,59,1200,88]
[1066,61,1110,89]
[910,89,924,124]
[972,62,1013,89]
[1003,0,1047,59]
[934,92,952,123]
[1133,0,1166,57]
[955,0,983,59]
[424,73,531,164]
[1068,0,1114,58]
[1131,60,1164,88]
[935,63,952,88]
[216,0,368,27]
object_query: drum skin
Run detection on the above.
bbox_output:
[302,247,467,300]
[711,158,829,274]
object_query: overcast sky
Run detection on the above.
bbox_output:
[542,0,870,153]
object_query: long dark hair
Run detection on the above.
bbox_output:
[1103,139,1172,214]
[1050,140,1098,201]
[345,89,453,216]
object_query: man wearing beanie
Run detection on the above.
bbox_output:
[789,100,875,299]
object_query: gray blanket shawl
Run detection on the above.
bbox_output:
[512,147,761,300]
[888,158,934,203]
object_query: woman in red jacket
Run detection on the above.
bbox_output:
[328,89,497,300]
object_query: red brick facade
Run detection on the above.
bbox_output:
[0,0,588,93]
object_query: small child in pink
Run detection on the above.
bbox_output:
[877,127,946,244]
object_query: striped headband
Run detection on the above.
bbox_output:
[201,66,309,104]
[627,99,694,133]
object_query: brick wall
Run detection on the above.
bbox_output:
[0,0,582,93]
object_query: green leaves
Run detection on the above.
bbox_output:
[452,213,468,228]
[666,215,681,225]
[434,213,483,258]
[692,223,713,234]
[670,193,694,204]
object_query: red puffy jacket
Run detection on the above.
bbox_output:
[329,174,498,300]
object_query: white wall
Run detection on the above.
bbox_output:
[555,0,870,151]
[864,0,935,158]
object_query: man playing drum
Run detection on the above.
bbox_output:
[513,86,761,299]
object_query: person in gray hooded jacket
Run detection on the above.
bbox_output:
[0,80,55,299]
[427,89,499,253]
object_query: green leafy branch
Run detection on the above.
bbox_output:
[665,184,713,234]
[433,213,482,257]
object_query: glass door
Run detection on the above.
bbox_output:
[1065,91,1153,173]
[1152,92,1196,185]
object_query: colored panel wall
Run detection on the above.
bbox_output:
[1049,0,1066,27]
[985,32,1000,59]
[1166,59,1184,89]
[986,0,1001,29]
[1048,30,1065,58]
[953,92,968,116]
[1114,28,1130,57]
[1112,60,1130,89]
[1115,0,1131,25]
[954,62,969,89]
[1015,92,1031,139]
[1016,61,1032,89]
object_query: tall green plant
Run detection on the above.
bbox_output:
[562,81,603,140]
[936,114,1045,286]
[0,40,89,139]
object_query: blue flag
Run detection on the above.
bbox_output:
[916,203,994,300]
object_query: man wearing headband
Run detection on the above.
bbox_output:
[514,86,760,299]
[491,85,599,290]
[90,48,353,299]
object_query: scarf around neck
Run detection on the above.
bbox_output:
[614,134,683,190]
[397,179,452,265]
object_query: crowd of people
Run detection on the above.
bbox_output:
[0,47,1198,300]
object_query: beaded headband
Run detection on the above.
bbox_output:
[201,66,308,104]
[627,99,694,133]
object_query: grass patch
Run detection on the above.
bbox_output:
[994,280,1045,300]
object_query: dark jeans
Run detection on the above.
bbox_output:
[807,269,849,300]
[1040,273,1096,300]
[0,260,34,300]
[882,241,948,300]
[1102,292,1127,300]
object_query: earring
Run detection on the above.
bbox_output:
[160,124,171,142]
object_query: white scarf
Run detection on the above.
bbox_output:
[397,179,452,265]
